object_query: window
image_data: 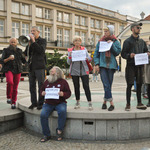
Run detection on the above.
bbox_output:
[12,22,20,38]
[64,29,70,47]
[81,32,86,45]
[36,7,42,18]
[45,26,50,42]
[75,16,79,25]
[81,16,86,26]
[90,33,95,45]
[96,35,100,43]
[57,29,62,47]
[57,12,62,21]
[0,20,4,37]
[75,31,80,36]
[12,2,19,14]
[64,13,69,23]
[96,20,100,29]
[37,25,43,37]
[91,19,95,28]
[45,9,50,19]
[22,4,29,15]
[22,23,29,35]
[0,0,4,11]
[119,25,124,33]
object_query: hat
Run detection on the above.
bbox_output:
[130,22,143,31]
[104,25,114,35]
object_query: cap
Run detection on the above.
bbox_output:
[130,22,143,30]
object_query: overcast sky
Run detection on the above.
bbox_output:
[77,0,149,19]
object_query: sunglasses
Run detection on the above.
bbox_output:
[136,27,142,29]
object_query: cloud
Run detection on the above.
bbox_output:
[77,0,149,18]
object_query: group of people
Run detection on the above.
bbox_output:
[0,22,150,142]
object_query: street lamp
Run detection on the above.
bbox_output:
[140,12,145,20]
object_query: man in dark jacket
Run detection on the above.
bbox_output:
[121,22,149,111]
[24,26,47,110]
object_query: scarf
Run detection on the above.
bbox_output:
[99,35,117,57]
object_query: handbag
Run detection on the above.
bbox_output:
[86,59,93,72]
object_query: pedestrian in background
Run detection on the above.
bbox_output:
[1,38,26,109]
[121,22,149,111]
[144,41,150,106]
[24,26,47,110]
[94,25,121,111]
[40,66,71,142]
[67,36,93,110]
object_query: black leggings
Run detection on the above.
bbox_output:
[72,75,91,101]
[126,83,142,105]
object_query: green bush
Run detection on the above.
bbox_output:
[46,49,69,75]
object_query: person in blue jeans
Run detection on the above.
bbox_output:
[94,25,121,111]
[40,66,71,142]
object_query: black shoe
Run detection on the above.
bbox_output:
[11,104,16,109]
[28,104,37,109]
[108,105,114,111]
[102,103,107,109]
[37,104,43,110]
[7,99,11,104]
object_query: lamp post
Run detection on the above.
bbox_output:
[140,12,145,20]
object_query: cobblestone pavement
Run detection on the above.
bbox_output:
[0,73,150,150]
[0,127,150,150]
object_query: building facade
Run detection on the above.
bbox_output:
[0,0,127,54]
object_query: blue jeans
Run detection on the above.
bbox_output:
[40,102,67,136]
[100,67,115,101]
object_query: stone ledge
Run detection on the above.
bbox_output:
[18,97,150,120]
[0,108,23,122]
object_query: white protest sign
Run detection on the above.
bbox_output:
[134,53,149,66]
[45,88,60,99]
[72,50,86,62]
[99,41,113,52]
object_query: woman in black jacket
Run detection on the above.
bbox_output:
[1,38,26,109]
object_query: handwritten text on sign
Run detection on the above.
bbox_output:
[134,53,149,66]
[99,41,113,52]
[45,88,60,99]
[72,50,86,62]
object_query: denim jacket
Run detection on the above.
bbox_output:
[94,40,121,70]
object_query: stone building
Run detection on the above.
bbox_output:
[0,0,127,54]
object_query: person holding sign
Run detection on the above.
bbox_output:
[121,22,150,111]
[67,36,93,110]
[94,25,121,111]
[40,66,71,142]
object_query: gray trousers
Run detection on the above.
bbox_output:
[29,69,45,105]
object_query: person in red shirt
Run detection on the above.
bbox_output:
[40,66,71,142]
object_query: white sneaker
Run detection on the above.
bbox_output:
[88,102,93,111]
[74,102,80,109]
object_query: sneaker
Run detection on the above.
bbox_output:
[88,102,93,111]
[108,105,114,111]
[102,103,107,109]
[7,99,11,104]
[74,102,80,109]
[28,104,37,109]
[11,104,16,109]
[137,103,147,110]
[125,104,130,111]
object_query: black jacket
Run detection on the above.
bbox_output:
[2,47,26,73]
[121,35,148,65]
[24,36,47,71]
